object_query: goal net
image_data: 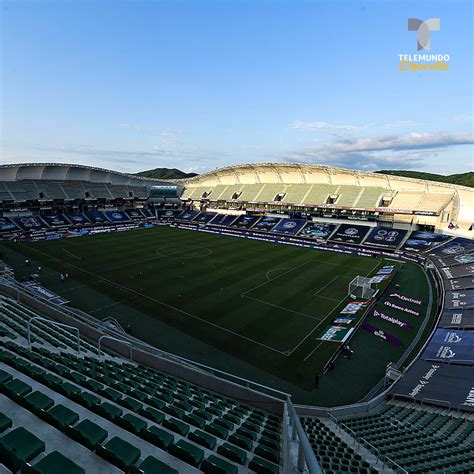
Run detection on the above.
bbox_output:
[348,275,376,300]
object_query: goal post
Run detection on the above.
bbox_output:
[348,275,377,300]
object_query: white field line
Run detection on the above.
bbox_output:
[265,268,290,281]
[297,258,383,360]
[313,276,339,296]
[303,341,324,363]
[314,295,341,303]
[95,245,214,274]
[241,260,312,296]
[89,299,131,314]
[22,245,289,356]
[290,295,350,356]
[242,294,322,321]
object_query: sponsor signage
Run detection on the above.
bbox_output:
[445,276,474,291]
[252,216,281,231]
[43,214,69,227]
[388,292,422,305]
[363,227,407,249]
[300,222,337,240]
[104,211,131,223]
[371,308,411,329]
[209,214,238,226]
[441,264,474,279]
[341,302,369,314]
[438,309,474,328]
[362,321,401,346]
[317,325,353,342]
[384,300,420,316]
[422,329,474,364]
[329,224,370,244]
[0,217,17,232]
[125,209,145,220]
[402,231,452,252]
[272,218,307,235]
[85,211,108,223]
[392,360,474,412]
[431,237,474,257]
[193,212,216,223]
[444,290,474,309]
[333,317,356,324]
[22,281,69,305]
[12,215,48,231]
[230,214,260,229]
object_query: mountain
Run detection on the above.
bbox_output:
[135,168,198,180]
[376,170,474,188]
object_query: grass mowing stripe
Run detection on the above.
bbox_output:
[19,242,290,355]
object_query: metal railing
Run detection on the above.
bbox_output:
[98,335,133,360]
[286,397,322,474]
[27,316,81,354]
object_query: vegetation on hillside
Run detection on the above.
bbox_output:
[135,168,198,179]
[376,170,473,187]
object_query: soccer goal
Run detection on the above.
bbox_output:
[348,275,377,300]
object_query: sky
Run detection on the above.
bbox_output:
[1,0,473,175]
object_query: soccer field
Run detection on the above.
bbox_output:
[3,226,399,393]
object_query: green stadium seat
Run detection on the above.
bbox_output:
[119,413,148,434]
[96,436,141,470]
[3,378,32,400]
[27,450,85,474]
[162,417,190,436]
[139,406,165,424]
[0,427,45,471]
[0,369,13,384]
[142,425,174,450]
[217,442,247,465]
[249,455,280,473]
[183,413,206,429]
[229,433,253,450]
[169,439,204,467]
[205,423,229,440]
[46,404,80,430]
[131,455,179,474]
[188,429,217,449]
[24,391,54,416]
[201,454,239,474]
[0,413,12,433]
[255,444,280,463]
[67,419,108,449]
[96,402,123,421]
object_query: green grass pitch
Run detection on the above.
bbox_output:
[1,226,432,404]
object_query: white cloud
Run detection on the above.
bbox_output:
[282,131,474,171]
[292,120,370,131]
[454,115,474,121]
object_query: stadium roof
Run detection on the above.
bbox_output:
[0,163,169,186]
[180,162,473,192]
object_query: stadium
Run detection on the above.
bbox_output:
[0,161,472,474]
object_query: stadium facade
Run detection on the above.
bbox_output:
[179,163,473,238]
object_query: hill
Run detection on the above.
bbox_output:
[376,170,474,188]
[135,168,198,179]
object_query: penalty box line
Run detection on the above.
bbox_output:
[299,258,385,361]
[22,244,290,357]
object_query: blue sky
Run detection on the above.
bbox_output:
[1,0,473,174]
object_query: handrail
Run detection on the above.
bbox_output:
[27,316,81,354]
[98,335,133,360]
[421,397,451,411]
[286,397,322,473]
